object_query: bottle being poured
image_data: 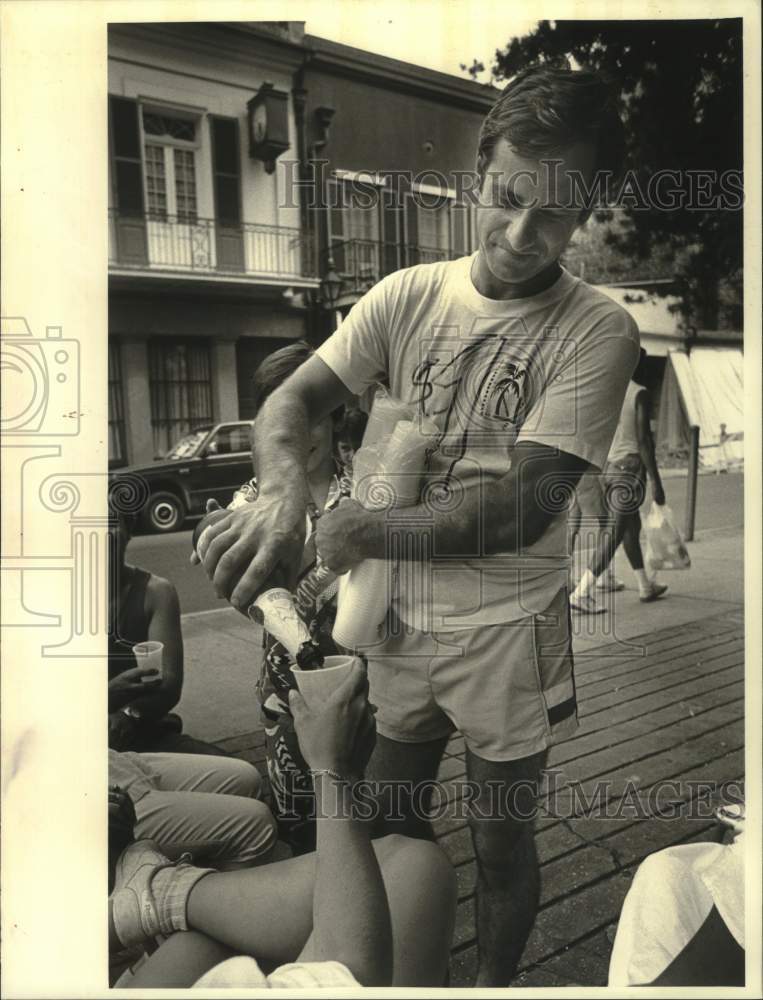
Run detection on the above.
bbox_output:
[192,506,325,670]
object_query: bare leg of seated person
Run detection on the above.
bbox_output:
[111,833,456,988]
[122,931,235,989]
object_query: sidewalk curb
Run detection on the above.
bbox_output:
[182,606,238,621]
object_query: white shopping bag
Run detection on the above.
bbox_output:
[644,502,691,570]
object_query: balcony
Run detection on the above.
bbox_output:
[109,209,318,286]
[326,238,458,299]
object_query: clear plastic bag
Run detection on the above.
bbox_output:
[332,387,437,649]
[644,502,691,570]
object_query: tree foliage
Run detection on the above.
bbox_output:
[482,19,743,327]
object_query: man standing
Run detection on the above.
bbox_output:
[570,348,668,613]
[198,65,639,984]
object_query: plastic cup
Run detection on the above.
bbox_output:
[133,640,164,682]
[291,654,356,707]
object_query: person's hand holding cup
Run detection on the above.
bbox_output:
[289,657,376,783]
[132,640,164,683]
[108,665,162,703]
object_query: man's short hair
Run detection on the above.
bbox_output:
[478,63,626,185]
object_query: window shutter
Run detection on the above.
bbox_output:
[451,202,468,256]
[210,116,244,270]
[404,192,419,266]
[110,96,145,216]
[382,198,401,275]
[109,96,148,263]
[211,117,242,224]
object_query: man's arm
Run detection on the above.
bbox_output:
[120,576,183,721]
[635,392,666,505]
[199,356,355,608]
[315,311,640,572]
[315,443,590,573]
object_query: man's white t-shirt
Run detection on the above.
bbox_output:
[318,254,640,628]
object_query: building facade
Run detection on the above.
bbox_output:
[108,22,495,468]
[298,34,496,321]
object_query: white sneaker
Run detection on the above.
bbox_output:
[111,840,203,950]
[639,582,668,603]
[596,573,625,592]
[111,841,175,949]
[570,592,607,615]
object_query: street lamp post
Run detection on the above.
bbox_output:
[321,256,343,332]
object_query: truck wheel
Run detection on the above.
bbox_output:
[145,491,185,533]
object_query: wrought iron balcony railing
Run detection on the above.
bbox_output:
[324,238,458,297]
[109,209,318,281]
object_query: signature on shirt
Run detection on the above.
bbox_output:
[412,336,537,481]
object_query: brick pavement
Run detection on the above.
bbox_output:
[214,609,745,987]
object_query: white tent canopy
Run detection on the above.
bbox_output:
[597,286,683,356]
[656,349,744,470]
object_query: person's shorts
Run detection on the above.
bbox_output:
[603,454,647,516]
[366,586,577,762]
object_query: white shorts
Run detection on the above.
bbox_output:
[366,587,577,762]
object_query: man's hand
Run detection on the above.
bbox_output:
[198,491,308,609]
[289,659,376,781]
[190,498,224,566]
[652,481,666,506]
[315,500,385,574]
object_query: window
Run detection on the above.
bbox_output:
[325,173,477,284]
[144,144,167,218]
[165,427,211,460]
[414,197,451,262]
[205,424,252,455]
[143,112,196,141]
[141,108,199,223]
[108,344,127,467]
[149,340,213,457]
[328,178,381,278]
[405,187,473,265]
[173,148,197,220]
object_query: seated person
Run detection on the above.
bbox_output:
[108,659,457,988]
[109,749,277,871]
[206,342,351,854]
[334,406,369,472]
[608,803,745,986]
[108,510,225,756]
